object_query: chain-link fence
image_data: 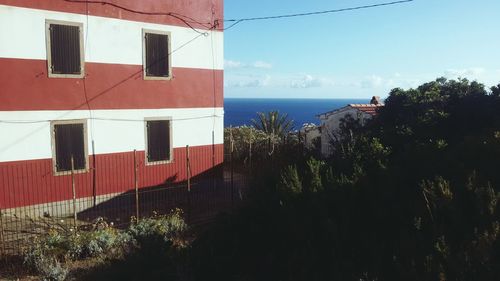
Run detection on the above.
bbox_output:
[0,147,249,256]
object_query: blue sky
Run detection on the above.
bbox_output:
[223,0,500,99]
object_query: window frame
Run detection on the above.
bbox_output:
[142,29,172,80]
[144,117,174,165]
[50,119,89,176]
[45,19,85,79]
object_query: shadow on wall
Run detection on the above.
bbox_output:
[77,164,226,225]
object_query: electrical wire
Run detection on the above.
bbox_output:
[63,0,213,34]
[81,1,96,144]
[223,0,414,31]
[210,3,218,136]
[0,115,224,124]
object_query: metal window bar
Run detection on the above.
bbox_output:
[50,24,81,75]
[145,33,169,77]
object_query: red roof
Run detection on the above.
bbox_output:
[348,104,384,116]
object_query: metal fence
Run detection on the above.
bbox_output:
[0,147,249,256]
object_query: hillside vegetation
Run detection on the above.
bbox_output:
[202,78,500,281]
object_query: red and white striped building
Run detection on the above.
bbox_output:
[0,0,224,216]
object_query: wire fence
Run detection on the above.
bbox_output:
[0,147,249,256]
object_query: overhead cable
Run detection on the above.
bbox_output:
[63,0,214,34]
[224,0,414,30]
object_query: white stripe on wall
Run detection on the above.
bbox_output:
[0,108,224,162]
[0,5,224,70]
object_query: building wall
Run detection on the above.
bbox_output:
[0,1,224,210]
[319,108,372,157]
[300,126,321,150]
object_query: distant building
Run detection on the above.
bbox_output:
[317,96,384,157]
[299,123,321,150]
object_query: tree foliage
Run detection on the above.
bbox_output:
[194,78,500,281]
[251,111,294,138]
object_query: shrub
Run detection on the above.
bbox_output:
[23,217,129,280]
[68,227,122,260]
[24,230,69,281]
[304,158,324,193]
[278,165,302,196]
[127,209,187,249]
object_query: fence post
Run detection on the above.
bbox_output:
[249,139,252,172]
[92,140,97,207]
[186,145,191,223]
[0,207,5,256]
[70,156,77,228]
[212,130,216,190]
[230,127,234,212]
[134,150,139,220]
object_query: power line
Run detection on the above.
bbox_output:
[63,0,214,34]
[0,115,224,124]
[223,0,414,31]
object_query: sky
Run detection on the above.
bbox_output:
[223,0,500,99]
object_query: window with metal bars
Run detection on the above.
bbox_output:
[51,121,88,173]
[46,20,84,78]
[146,119,172,163]
[143,30,171,79]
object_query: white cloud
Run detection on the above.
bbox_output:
[361,75,383,89]
[224,60,244,69]
[351,74,423,90]
[252,61,273,69]
[227,75,271,88]
[290,74,327,89]
[224,59,273,69]
[444,67,485,79]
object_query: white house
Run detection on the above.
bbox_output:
[299,123,321,150]
[317,97,384,157]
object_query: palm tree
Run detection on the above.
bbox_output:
[251,111,294,155]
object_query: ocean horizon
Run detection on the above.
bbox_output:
[224,98,369,128]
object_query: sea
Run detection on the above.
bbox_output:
[224,98,367,129]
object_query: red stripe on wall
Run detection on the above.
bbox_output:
[0,58,223,111]
[0,0,223,30]
[0,144,224,208]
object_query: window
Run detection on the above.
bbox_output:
[46,20,84,78]
[143,30,171,80]
[145,118,172,164]
[51,120,88,174]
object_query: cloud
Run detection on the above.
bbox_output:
[442,67,500,86]
[224,60,244,69]
[224,59,273,69]
[361,75,383,89]
[290,74,325,89]
[352,74,423,90]
[252,61,273,69]
[227,75,271,88]
[444,67,485,79]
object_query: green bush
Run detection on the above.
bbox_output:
[278,165,302,195]
[128,209,187,251]
[24,218,131,280]
[24,229,69,281]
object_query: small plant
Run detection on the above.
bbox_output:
[34,258,68,281]
[304,158,324,193]
[24,230,69,281]
[279,165,302,195]
[128,209,187,248]
[23,217,130,280]
[68,227,121,259]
